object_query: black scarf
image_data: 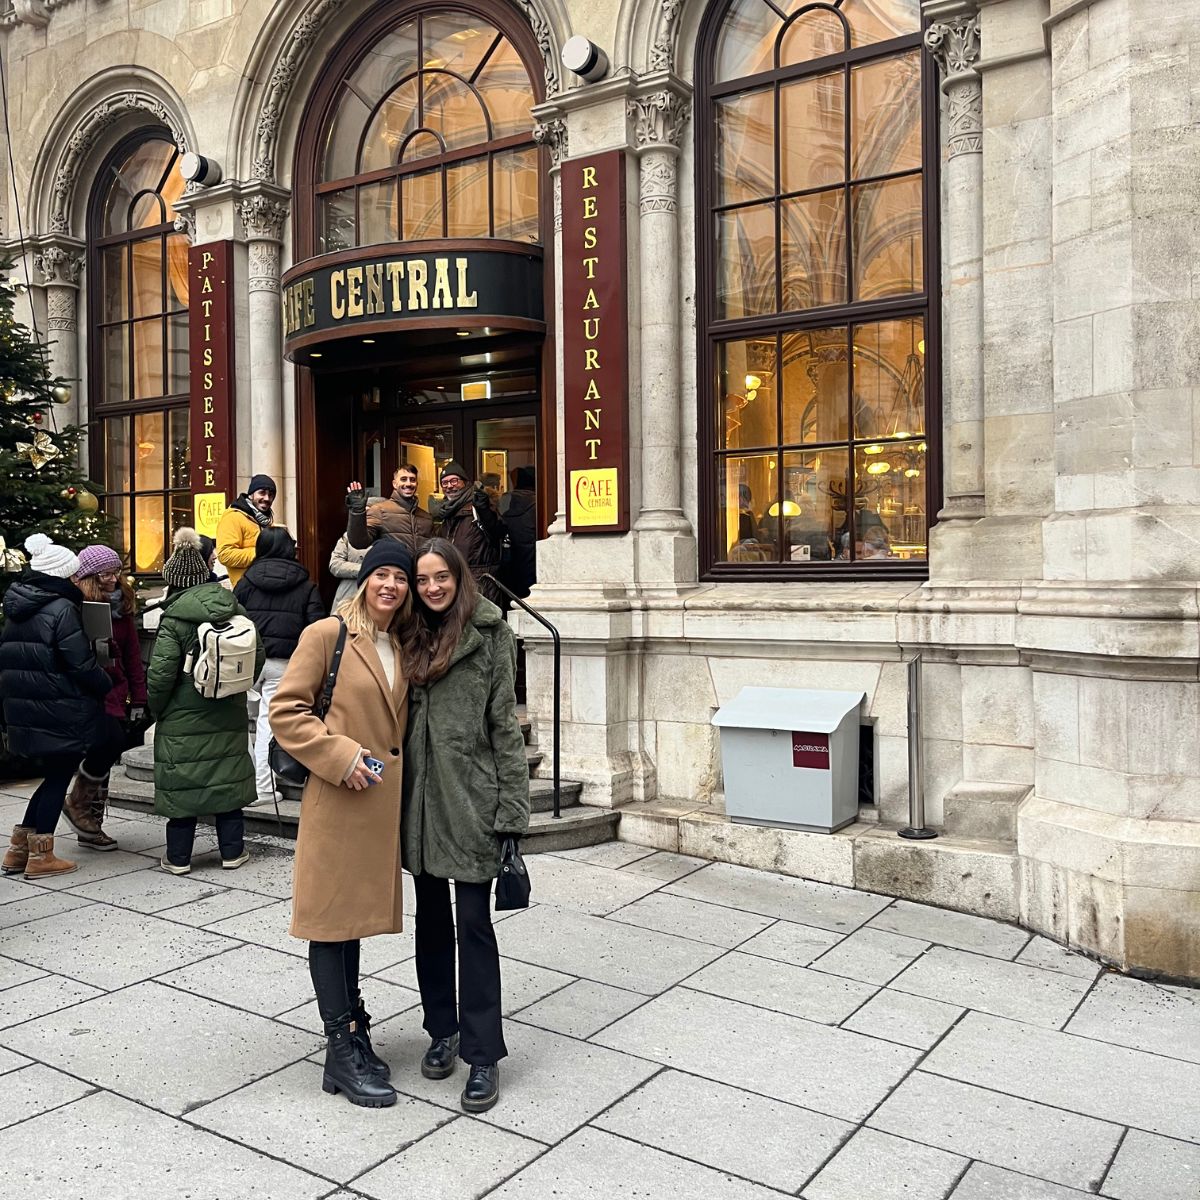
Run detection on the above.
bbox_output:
[438,486,474,522]
[233,493,272,528]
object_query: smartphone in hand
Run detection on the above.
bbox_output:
[363,756,385,784]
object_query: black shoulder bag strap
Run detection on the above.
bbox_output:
[315,618,348,719]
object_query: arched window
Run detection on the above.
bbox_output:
[697,0,935,577]
[313,10,539,251]
[87,134,190,574]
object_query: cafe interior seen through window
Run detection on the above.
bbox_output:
[699,0,935,575]
[87,134,190,575]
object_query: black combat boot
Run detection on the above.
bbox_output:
[352,995,390,1080]
[421,1032,461,1080]
[461,1063,499,1113]
[321,1014,397,1107]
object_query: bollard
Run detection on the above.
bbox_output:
[899,653,937,840]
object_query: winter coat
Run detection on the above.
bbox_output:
[146,583,264,817]
[216,497,272,587]
[498,488,537,599]
[0,574,110,758]
[402,596,529,883]
[270,617,409,942]
[328,534,366,612]
[438,498,505,604]
[233,558,324,659]
[347,491,434,554]
[103,610,148,720]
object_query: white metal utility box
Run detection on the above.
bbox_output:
[712,687,866,833]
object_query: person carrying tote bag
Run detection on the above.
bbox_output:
[268,540,414,1109]
[401,537,530,1115]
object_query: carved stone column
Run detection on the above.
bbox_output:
[628,89,693,544]
[33,240,85,429]
[925,8,984,520]
[237,188,290,492]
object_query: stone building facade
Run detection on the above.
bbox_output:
[2,0,1198,980]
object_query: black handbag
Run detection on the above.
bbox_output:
[267,619,348,787]
[495,835,531,910]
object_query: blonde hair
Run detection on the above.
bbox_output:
[335,576,412,647]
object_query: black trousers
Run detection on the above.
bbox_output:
[81,715,132,780]
[413,872,506,1066]
[21,755,82,835]
[165,810,244,865]
[308,939,362,1032]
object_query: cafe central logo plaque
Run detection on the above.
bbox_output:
[562,151,631,533]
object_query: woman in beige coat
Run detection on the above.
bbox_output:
[269,540,414,1109]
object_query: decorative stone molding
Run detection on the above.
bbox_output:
[33,244,83,287]
[925,14,982,157]
[246,241,282,294]
[533,118,569,167]
[520,0,561,99]
[628,91,690,152]
[639,154,677,216]
[45,286,77,334]
[649,0,683,73]
[172,211,195,240]
[238,193,289,242]
[49,92,190,234]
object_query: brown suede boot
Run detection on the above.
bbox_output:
[81,773,117,851]
[63,769,106,842]
[1,826,32,876]
[24,834,78,879]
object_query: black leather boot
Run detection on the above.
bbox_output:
[461,1063,499,1112]
[352,996,391,1080]
[321,1015,397,1107]
[421,1033,461,1080]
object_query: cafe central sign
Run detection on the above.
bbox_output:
[280,244,543,358]
[562,150,630,533]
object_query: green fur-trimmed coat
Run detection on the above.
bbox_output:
[402,597,530,882]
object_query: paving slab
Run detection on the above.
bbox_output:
[205,900,303,956]
[605,892,774,948]
[158,943,321,1017]
[194,847,298,898]
[867,900,1030,959]
[493,905,723,994]
[0,954,46,992]
[91,818,173,855]
[0,889,92,929]
[1065,973,1200,1064]
[353,1114,546,1200]
[519,855,662,916]
[737,919,844,967]
[1,980,318,1117]
[685,952,878,1024]
[66,867,232,914]
[890,946,1092,1029]
[801,1128,966,1200]
[949,1163,1089,1199]
[841,989,964,1050]
[277,978,422,1035]
[375,954,573,1015]
[0,1090,328,1198]
[551,842,657,869]
[667,863,891,932]
[923,1011,1200,1143]
[488,1126,787,1200]
[596,1069,852,1193]
[0,1048,29,1077]
[190,1059,453,1183]
[5,904,232,990]
[0,973,105,1031]
[594,987,920,1122]
[156,887,281,928]
[16,848,155,891]
[0,1063,95,1131]
[1015,937,1103,980]
[869,1070,1123,1191]
[1099,1128,1200,1200]
[618,851,709,883]
[810,927,930,985]
[510,979,648,1039]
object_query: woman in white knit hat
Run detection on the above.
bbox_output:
[0,534,111,879]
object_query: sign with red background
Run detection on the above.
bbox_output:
[188,241,236,505]
[561,151,630,532]
[792,733,830,770]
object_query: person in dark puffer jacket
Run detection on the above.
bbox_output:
[0,534,111,880]
[234,527,325,808]
[148,528,264,874]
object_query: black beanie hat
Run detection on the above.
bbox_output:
[247,474,277,498]
[440,460,468,483]
[357,539,415,587]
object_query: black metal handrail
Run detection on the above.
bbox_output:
[482,575,561,820]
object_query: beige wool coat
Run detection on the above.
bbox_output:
[269,616,408,942]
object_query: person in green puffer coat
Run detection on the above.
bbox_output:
[147,528,264,875]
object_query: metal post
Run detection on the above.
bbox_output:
[899,652,937,840]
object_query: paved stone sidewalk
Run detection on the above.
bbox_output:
[0,782,1197,1200]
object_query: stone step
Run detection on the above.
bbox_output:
[942,782,1031,844]
[530,777,581,813]
[526,747,544,775]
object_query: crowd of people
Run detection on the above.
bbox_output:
[0,465,533,1114]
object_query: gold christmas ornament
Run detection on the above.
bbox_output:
[16,430,61,470]
[51,384,72,405]
[76,488,99,513]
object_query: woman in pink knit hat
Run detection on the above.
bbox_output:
[62,544,147,851]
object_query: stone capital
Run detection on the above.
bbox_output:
[238,192,290,242]
[627,90,691,153]
[533,118,569,168]
[925,13,982,157]
[32,238,85,288]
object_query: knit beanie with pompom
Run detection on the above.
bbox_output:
[24,533,80,579]
[162,527,211,590]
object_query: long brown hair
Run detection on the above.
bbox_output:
[78,571,136,617]
[404,537,479,685]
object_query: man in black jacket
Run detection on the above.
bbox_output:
[434,461,505,604]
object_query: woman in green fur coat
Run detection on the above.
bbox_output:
[146,528,264,875]
[402,537,529,1117]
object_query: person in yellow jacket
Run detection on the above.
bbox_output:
[216,474,276,587]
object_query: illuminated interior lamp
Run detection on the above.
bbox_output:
[894,431,910,439]
[917,339,925,355]
[310,352,322,358]
[744,374,762,391]
[457,330,471,338]
[767,500,802,517]
[918,441,927,452]
[866,461,891,475]
[864,444,883,455]
[904,467,920,478]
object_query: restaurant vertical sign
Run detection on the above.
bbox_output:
[562,151,630,532]
[188,241,236,537]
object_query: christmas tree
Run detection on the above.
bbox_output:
[0,256,112,609]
